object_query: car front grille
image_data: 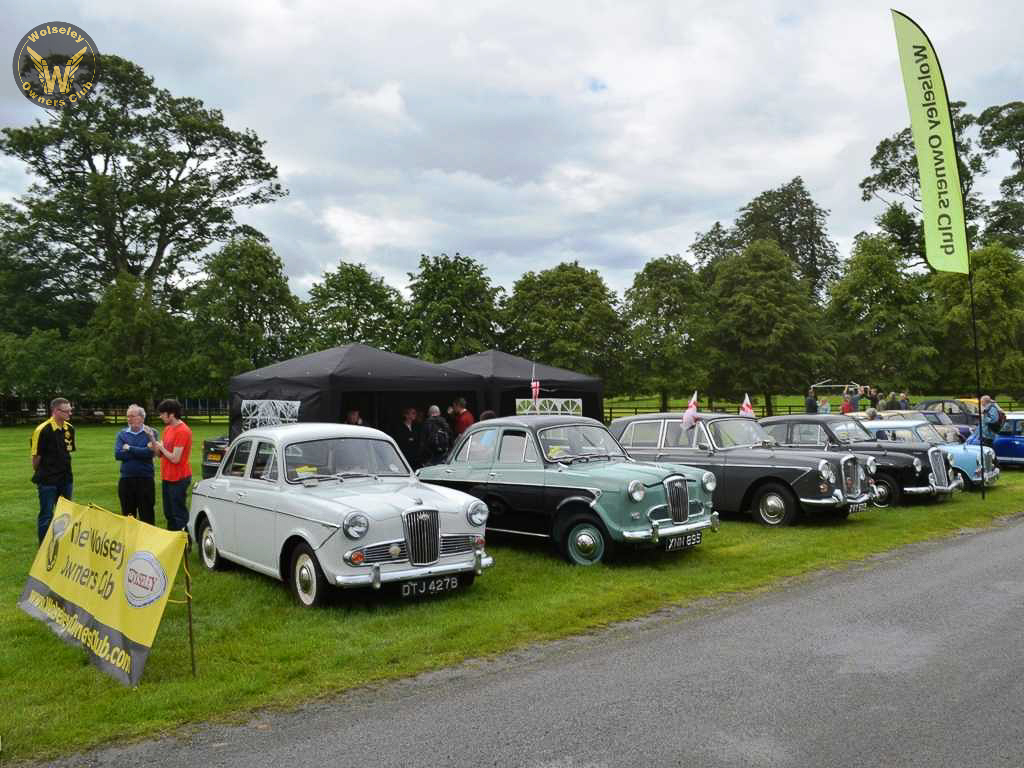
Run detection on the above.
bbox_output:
[929,448,948,486]
[664,477,689,523]
[403,508,440,566]
[440,535,476,556]
[842,456,860,497]
[360,540,407,564]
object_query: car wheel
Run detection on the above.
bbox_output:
[751,483,799,526]
[197,519,225,571]
[953,468,973,491]
[561,515,610,566]
[872,474,901,508]
[290,543,329,607]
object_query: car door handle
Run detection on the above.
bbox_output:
[488,472,499,478]
[444,469,454,475]
[235,491,247,498]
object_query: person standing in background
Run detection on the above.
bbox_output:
[30,398,75,543]
[149,399,193,532]
[115,404,156,525]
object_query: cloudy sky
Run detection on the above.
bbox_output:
[2,1,1019,298]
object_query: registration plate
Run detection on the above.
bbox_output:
[665,531,702,551]
[207,452,222,462]
[849,502,867,514]
[401,575,461,598]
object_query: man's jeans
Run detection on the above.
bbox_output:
[162,478,191,532]
[38,481,73,543]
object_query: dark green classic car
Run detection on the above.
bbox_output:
[417,416,719,565]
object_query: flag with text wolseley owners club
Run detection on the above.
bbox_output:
[18,498,186,686]
[891,10,969,274]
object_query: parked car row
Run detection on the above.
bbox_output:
[189,410,1002,608]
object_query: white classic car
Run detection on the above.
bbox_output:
[188,423,493,606]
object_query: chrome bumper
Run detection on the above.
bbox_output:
[904,474,964,495]
[622,512,719,544]
[333,551,494,589]
[977,467,1000,485]
[799,489,872,509]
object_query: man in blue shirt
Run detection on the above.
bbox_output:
[979,395,1001,449]
[115,404,156,525]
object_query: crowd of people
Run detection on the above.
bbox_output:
[384,397,495,470]
[804,385,913,415]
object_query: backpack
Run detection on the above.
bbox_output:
[992,406,1006,432]
[431,424,451,455]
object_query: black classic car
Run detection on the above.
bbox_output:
[759,414,962,507]
[608,412,874,526]
[418,415,718,565]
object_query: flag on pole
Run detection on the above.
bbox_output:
[530,363,540,409]
[681,391,698,430]
[740,393,755,417]
[891,10,968,274]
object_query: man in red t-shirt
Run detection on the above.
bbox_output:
[149,398,193,531]
[451,397,475,436]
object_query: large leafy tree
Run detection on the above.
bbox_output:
[859,102,986,265]
[979,102,1024,250]
[0,329,78,401]
[622,255,708,409]
[502,261,626,391]
[404,252,501,362]
[306,261,406,352]
[691,178,839,299]
[71,274,185,404]
[0,54,285,295]
[187,238,302,397]
[825,235,938,391]
[930,244,1024,394]
[706,240,826,413]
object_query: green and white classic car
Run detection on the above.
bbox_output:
[417,416,719,565]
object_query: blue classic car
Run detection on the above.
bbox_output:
[966,411,1024,468]
[862,420,996,490]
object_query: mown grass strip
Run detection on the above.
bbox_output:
[1,423,1021,761]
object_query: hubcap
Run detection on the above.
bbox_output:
[874,481,892,507]
[201,529,216,566]
[296,554,315,603]
[568,524,604,564]
[759,493,786,524]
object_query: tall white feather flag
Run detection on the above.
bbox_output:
[740,393,755,417]
[681,391,698,430]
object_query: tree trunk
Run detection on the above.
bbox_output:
[764,393,773,416]
[660,389,669,412]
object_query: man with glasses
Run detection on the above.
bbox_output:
[30,398,76,543]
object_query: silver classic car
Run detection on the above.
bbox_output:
[189,423,494,606]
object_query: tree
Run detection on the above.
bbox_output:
[187,238,302,397]
[732,177,840,299]
[622,255,708,409]
[979,102,1024,251]
[0,54,285,295]
[930,244,1024,393]
[825,235,938,391]
[306,262,406,352]
[0,329,77,400]
[502,261,626,391]
[0,241,94,336]
[859,102,987,265]
[706,240,826,413]
[71,275,185,404]
[404,253,501,361]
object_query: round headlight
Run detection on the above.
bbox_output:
[866,456,877,475]
[913,457,923,473]
[466,500,488,527]
[702,471,717,493]
[343,512,370,540]
[817,459,835,484]
[627,479,646,502]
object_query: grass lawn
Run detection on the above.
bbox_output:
[2,422,1022,761]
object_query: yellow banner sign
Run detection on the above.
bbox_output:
[19,498,186,686]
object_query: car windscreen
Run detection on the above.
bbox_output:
[284,437,409,482]
[537,424,625,461]
[831,419,872,443]
[708,418,767,448]
[914,423,946,444]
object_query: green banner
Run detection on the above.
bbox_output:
[891,10,968,274]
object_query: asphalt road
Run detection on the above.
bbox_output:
[46,517,1024,768]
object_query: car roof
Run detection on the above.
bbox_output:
[234,422,393,443]
[466,415,603,430]
[861,419,929,429]
[759,414,852,423]
[1005,412,1024,419]
[610,411,745,425]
